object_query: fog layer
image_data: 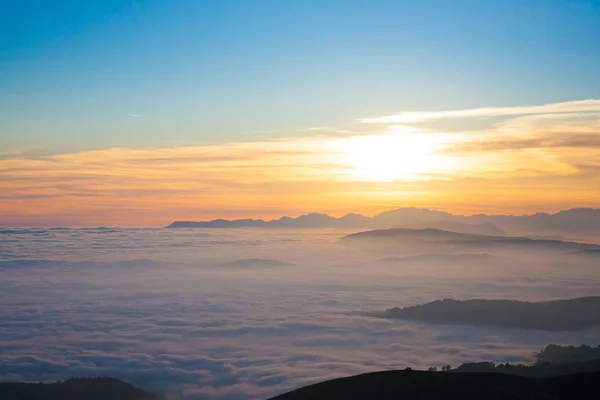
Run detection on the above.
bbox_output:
[1,228,599,399]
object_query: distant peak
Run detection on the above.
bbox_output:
[166,207,600,235]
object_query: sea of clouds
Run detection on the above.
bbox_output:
[1,228,599,399]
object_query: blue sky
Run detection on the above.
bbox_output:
[2,0,600,154]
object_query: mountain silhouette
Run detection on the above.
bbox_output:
[0,377,157,400]
[268,369,600,400]
[166,207,600,237]
[341,228,600,253]
[371,297,600,331]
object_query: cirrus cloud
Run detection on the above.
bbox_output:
[358,99,600,124]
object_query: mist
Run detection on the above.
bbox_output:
[1,227,599,399]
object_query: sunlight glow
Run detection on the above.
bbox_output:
[337,128,450,182]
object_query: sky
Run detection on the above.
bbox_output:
[1,0,600,226]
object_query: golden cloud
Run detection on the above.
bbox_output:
[1,101,599,225]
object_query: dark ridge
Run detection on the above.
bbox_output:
[535,344,600,365]
[0,377,158,400]
[268,369,600,400]
[452,359,600,377]
[341,228,600,252]
[343,227,482,240]
[373,297,600,331]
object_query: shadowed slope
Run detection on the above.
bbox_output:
[373,297,600,331]
[268,369,600,400]
[0,377,158,400]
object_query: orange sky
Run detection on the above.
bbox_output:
[2,100,599,226]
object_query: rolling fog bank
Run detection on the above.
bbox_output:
[1,227,599,399]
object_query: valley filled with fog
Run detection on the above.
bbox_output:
[1,227,599,399]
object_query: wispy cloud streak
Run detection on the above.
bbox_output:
[359,99,600,124]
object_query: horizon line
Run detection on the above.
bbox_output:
[3,206,599,229]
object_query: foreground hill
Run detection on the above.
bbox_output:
[269,369,600,400]
[372,297,600,331]
[0,377,158,400]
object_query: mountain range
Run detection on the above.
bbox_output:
[167,207,600,237]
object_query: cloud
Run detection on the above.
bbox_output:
[1,229,599,399]
[2,99,600,225]
[128,114,144,118]
[441,111,600,176]
[0,138,354,225]
[358,99,600,124]
[452,133,600,152]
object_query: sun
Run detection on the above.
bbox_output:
[337,128,447,182]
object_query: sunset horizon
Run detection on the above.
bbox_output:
[2,2,600,399]
[3,97,600,226]
[3,2,600,227]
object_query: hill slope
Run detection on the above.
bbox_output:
[341,228,600,253]
[0,377,158,400]
[374,297,600,331]
[269,369,600,400]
